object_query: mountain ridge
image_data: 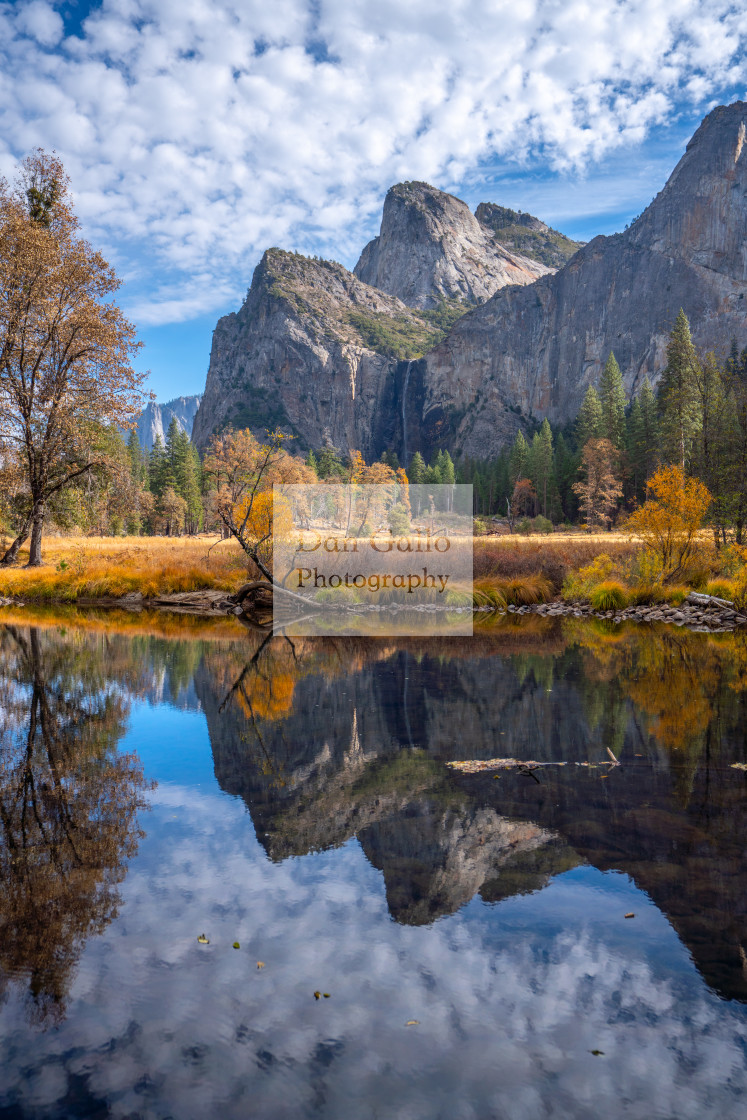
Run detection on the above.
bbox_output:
[192,100,747,461]
[419,99,747,459]
[137,394,202,451]
[192,186,577,453]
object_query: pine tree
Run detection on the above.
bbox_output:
[626,397,646,503]
[180,443,203,535]
[658,309,701,471]
[317,446,345,480]
[126,429,144,486]
[530,419,554,518]
[149,435,168,499]
[434,449,447,481]
[441,450,456,510]
[638,378,660,487]
[165,416,185,492]
[693,351,729,542]
[305,449,318,476]
[728,337,740,374]
[492,451,510,516]
[576,386,603,448]
[509,430,528,484]
[599,352,627,448]
[724,373,747,543]
[408,451,426,484]
[441,450,455,485]
[553,433,578,521]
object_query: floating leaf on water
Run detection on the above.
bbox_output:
[406,1020,420,1026]
[233,942,240,949]
[197,934,209,944]
[314,991,321,1000]
[257,961,265,969]
[323,993,331,999]
[590,1050,604,1056]
[624,913,635,919]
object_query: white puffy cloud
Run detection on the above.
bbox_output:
[0,0,745,326]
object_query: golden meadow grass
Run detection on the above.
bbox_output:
[0,535,249,601]
[0,531,739,607]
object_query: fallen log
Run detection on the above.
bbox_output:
[686,591,735,609]
[447,757,618,775]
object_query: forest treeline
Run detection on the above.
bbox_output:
[459,310,747,543]
[25,309,747,546]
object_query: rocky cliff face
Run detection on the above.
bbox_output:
[191,248,447,455]
[354,181,554,309]
[475,203,584,269]
[193,185,573,454]
[136,394,202,451]
[421,101,747,459]
[194,102,747,462]
[193,624,747,996]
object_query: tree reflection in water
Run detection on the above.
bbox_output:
[0,626,150,1025]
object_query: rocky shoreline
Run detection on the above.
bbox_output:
[490,593,747,633]
[1,589,745,633]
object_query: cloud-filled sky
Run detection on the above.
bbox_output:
[0,0,745,399]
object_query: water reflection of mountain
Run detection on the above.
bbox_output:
[197,622,747,1001]
[1,613,745,1006]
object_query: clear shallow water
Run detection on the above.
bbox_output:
[0,609,746,1119]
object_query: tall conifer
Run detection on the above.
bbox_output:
[599,352,627,448]
[576,386,603,448]
[658,309,701,471]
[509,430,528,483]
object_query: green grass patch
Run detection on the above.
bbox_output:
[589,581,628,610]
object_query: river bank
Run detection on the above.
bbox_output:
[0,533,745,633]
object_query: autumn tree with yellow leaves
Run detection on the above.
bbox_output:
[0,151,144,565]
[624,464,711,583]
[203,427,314,586]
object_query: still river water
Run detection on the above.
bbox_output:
[0,607,746,1120]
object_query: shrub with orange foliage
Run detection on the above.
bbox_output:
[624,465,711,584]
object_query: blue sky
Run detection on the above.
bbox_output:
[1,0,745,402]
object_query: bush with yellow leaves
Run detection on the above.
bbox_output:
[623,465,711,584]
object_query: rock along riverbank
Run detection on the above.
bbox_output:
[490,593,747,633]
[0,590,744,633]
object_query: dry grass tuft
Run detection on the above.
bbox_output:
[472,574,553,607]
[473,535,638,592]
[501,574,554,605]
[472,579,508,610]
[589,581,629,611]
[705,579,737,601]
[660,585,690,606]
